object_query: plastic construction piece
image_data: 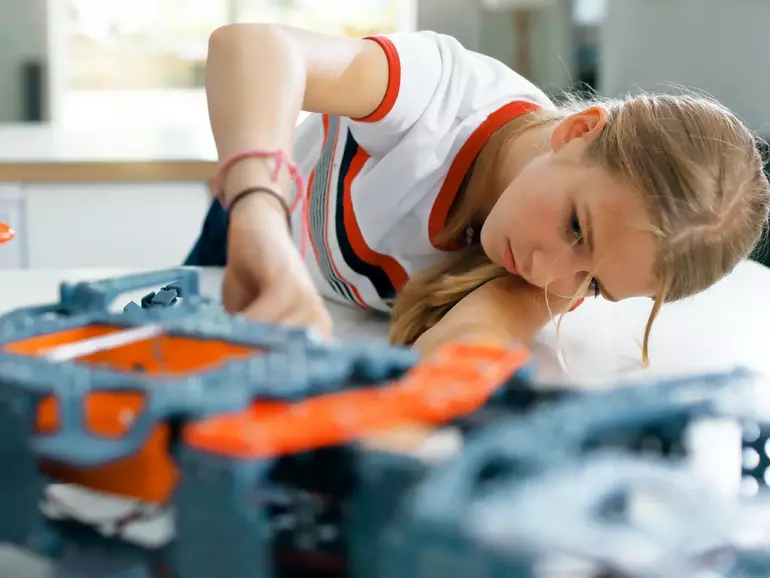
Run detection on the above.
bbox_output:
[463,453,763,577]
[0,268,201,328]
[408,368,770,527]
[181,341,532,459]
[0,222,14,243]
[0,267,768,578]
[742,422,770,489]
[122,279,223,322]
[378,452,770,578]
[0,272,429,505]
[0,268,537,576]
[382,368,770,577]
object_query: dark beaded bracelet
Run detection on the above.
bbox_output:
[226,186,293,232]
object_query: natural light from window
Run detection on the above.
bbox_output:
[58,0,414,128]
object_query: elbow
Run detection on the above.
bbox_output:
[206,23,303,80]
[208,22,288,55]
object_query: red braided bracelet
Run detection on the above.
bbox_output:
[214,149,308,258]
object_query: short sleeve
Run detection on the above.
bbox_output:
[347,31,445,155]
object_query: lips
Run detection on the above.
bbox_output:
[503,241,518,275]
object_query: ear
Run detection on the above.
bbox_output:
[550,106,609,151]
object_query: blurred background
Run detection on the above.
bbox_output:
[0,0,767,271]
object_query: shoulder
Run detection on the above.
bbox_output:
[427,33,554,111]
[367,30,554,114]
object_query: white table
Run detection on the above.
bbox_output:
[0,262,767,567]
[1,262,768,385]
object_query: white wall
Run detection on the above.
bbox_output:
[601,0,770,132]
[418,0,576,91]
[0,0,48,122]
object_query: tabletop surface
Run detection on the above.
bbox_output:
[0,261,767,385]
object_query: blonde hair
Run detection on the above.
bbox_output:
[390,93,770,364]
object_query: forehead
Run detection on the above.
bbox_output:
[578,166,659,300]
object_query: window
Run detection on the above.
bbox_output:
[57,0,413,127]
[67,0,228,90]
[573,0,606,25]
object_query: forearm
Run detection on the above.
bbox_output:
[411,277,563,356]
[207,24,307,206]
[206,23,389,207]
[207,23,389,328]
[412,321,515,357]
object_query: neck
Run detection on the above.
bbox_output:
[468,120,554,222]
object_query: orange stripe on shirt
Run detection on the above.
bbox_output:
[342,146,410,295]
[428,100,542,250]
[353,36,401,124]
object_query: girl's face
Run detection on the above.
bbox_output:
[480,108,659,301]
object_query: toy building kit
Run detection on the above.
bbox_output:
[0,267,766,578]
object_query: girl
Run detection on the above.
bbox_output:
[187,24,769,360]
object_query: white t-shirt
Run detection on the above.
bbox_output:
[290,31,555,313]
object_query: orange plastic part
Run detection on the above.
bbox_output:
[37,392,178,503]
[26,327,258,503]
[8,325,257,374]
[5,325,122,356]
[73,334,256,374]
[0,222,14,243]
[183,342,531,459]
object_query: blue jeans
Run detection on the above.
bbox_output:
[184,199,229,266]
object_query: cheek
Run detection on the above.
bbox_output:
[484,185,519,241]
[509,189,562,245]
[486,166,564,245]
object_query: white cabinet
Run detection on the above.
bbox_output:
[0,123,218,270]
[14,181,210,269]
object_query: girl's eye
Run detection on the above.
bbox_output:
[570,210,600,297]
[588,277,600,297]
[569,211,583,241]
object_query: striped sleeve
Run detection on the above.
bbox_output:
[348,31,445,155]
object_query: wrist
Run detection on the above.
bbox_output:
[220,157,291,208]
[228,190,293,235]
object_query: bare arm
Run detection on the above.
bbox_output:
[207,23,392,314]
[412,277,571,356]
[206,23,390,207]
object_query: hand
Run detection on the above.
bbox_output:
[226,263,333,338]
[221,193,333,338]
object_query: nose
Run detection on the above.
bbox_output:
[530,249,585,295]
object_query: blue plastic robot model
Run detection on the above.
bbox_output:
[0,268,766,578]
